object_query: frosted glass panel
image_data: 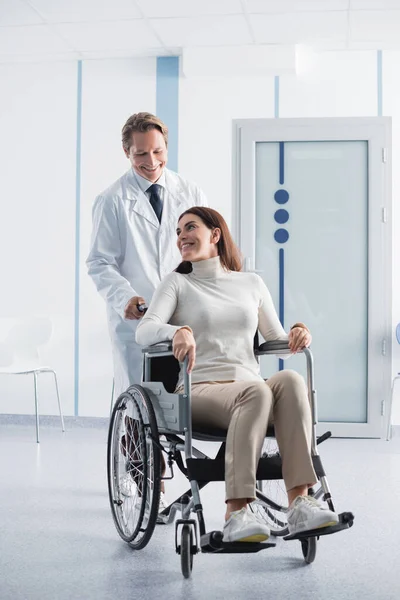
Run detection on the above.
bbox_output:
[255,141,368,423]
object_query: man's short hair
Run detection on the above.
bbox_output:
[122,112,168,152]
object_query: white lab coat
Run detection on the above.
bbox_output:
[87,167,208,397]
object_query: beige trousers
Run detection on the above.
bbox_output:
[188,370,317,501]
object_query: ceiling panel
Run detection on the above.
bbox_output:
[28,0,142,23]
[151,15,252,46]
[350,1,400,9]
[2,0,400,61]
[0,24,72,54]
[250,11,348,44]
[304,39,348,50]
[55,20,162,51]
[245,0,349,13]
[80,47,177,60]
[0,0,43,26]
[348,40,399,49]
[0,51,80,63]
[138,0,243,18]
[350,10,400,41]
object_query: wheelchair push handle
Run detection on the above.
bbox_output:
[137,303,148,314]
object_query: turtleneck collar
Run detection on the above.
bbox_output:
[190,255,226,279]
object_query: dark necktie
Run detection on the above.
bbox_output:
[148,184,163,223]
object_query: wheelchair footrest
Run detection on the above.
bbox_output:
[200,531,276,554]
[283,512,355,541]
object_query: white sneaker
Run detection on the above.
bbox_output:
[155,492,169,524]
[120,473,136,497]
[287,495,339,535]
[223,507,270,543]
[159,491,168,513]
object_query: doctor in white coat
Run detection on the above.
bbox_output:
[87,112,208,398]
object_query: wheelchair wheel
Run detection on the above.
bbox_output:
[301,537,317,564]
[180,525,194,579]
[252,439,289,536]
[107,385,161,550]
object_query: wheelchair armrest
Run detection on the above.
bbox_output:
[142,341,172,354]
[144,340,291,355]
[255,340,291,355]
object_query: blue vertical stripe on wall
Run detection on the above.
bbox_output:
[274,75,280,118]
[156,57,179,172]
[279,142,285,185]
[377,50,383,117]
[279,248,285,372]
[74,60,82,417]
[275,75,284,370]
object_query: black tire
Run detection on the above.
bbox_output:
[301,537,317,564]
[107,385,161,550]
[180,525,194,579]
[130,385,162,549]
[107,391,147,544]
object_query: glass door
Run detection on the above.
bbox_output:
[234,118,391,437]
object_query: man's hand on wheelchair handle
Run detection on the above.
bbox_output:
[124,296,146,320]
[173,327,196,373]
[288,325,312,353]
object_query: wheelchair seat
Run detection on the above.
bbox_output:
[192,424,276,442]
[144,349,276,441]
[144,342,278,441]
[143,336,282,442]
[191,426,226,442]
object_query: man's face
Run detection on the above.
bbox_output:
[125,128,167,183]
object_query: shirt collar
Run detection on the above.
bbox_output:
[132,168,166,194]
[191,256,227,279]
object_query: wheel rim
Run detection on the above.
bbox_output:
[251,439,289,534]
[108,393,148,542]
[128,386,161,544]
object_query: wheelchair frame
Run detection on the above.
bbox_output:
[107,340,354,578]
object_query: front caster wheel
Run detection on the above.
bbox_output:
[301,536,317,564]
[180,525,194,578]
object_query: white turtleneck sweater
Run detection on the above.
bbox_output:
[135,256,289,386]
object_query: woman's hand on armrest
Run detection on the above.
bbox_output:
[288,324,312,353]
[173,327,196,373]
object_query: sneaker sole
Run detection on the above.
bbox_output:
[231,533,270,543]
[222,533,270,544]
[315,520,338,529]
[289,519,338,535]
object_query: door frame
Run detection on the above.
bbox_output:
[232,117,392,438]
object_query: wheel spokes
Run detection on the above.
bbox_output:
[110,396,148,539]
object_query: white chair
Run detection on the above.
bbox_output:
[387,323,400,441]
[0,317,65,443]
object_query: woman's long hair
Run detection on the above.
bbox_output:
[175,207,243,274]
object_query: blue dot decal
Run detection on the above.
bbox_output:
[274,228,289,244]
[274,209,289,224]
[274,189,289,204]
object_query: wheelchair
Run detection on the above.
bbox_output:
[107,339,354,578]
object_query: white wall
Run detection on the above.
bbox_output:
[382,51,400,424]
[0,50,399,422]
[0,61,76,416]
[78,58,157,417]
[179,74,275,224]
